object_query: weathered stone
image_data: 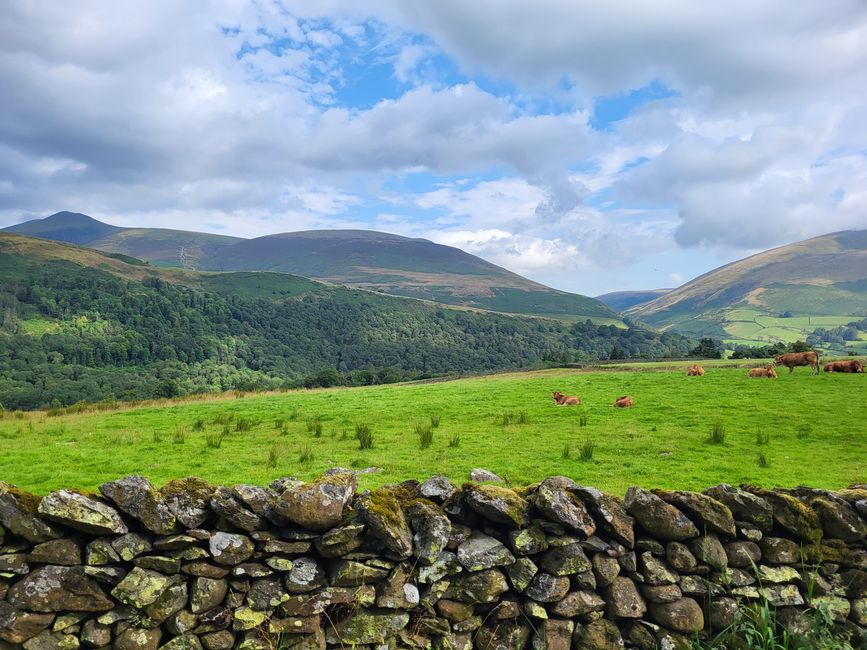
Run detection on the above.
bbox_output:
[725,567,755,587]
[82,566,126,585]
[267,615,319,634]
[575,619,623,650]
[573,486,635,548]
[190,578,228,614]
[280,586,375,616]
[618,551,637,573]
[539,541,591,576]
[641,584,681,604]
[851,598,867,626]
[8,566,113,612]
[111,532,153,562]
[313,521,364,558]
[664,542,696,572]
[28,539,82,566]
[704,484,773,532]
[144,580,188,623]
[183,562,229,579]
[283,557,326,594]
[456,532,515,572]
[22,629,80,650]
[417,551,462,584]
[232,484,283,525]
[417,476,458,503]
[707,596,738,630]
[550,590,605,617]
[0,483,64,544]
[841,569,867,599]
[531,619,573,650]
[756,565,800,584]
[532,477,596,537]
[231,607,266,631]
[0,603,55,644]
[375,564,419,609]
[135,556,181,574]
[154,534,198,551]
[573,569,597,591]
[474,620,531,650]
[810,496,866,542]
[743,486,822,543]
[688,535,727,570]
[406,500,451,565]
[160,478,215,529]
[760,537,799,564]
[79,619,111,648]
[115,627,162,650]
[504,557,537,593]
[37,490,127,535]
[468,469,504,483]
[328,560,390,587]
[0,554,27,574]
[653,490,736,537]
[639,552,678,585]
[605,576,646,619]
[264,557,292,572]
[649,598,704,633]
[759,584,804,607]
[230,563,271,579]
[324,608,409,644]
[621,621,657,650]
[436,599,474,622]
[208,532,254,566]
[463,484,529,528]
[273,473,356,532]
[355,488,413,560]
[84,538,121,567]
[261,540,309,554]
[99,476,177,535]
[810,595,850,622]
[636,538,665,555]
[112,567,173,608]
[525,571,570,603]
[508,525,548,556]
[442,569,509,604]
[724,540,761,568]
[624,488,698,541]
[200,631,235,650]
[159,634,203,650]
[246,578,288,611]
[209,488,265,532]
[164,610,198,636]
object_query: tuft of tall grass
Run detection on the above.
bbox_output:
[205,432,223,449]
[500,410,530,426]
[274,418,285,430]
[579,440,594,461]
[416,423,434,450]
[298,445,314,464]
[152,430,162,443]
[707,421,726,444]
[355,423,374,449]
[448,433,460,448]
[797,425,812,439]
[235,417,253,432]
[579,412,588,427]
[757,453,769,468]
[213,412,234,425]
[755,430,770,446]
[306,416,323,438]
[430,414,441,428]
[192,418,205,431]
[288,407,299,421]
[172,427,187,444]
[562,443,571,459]
[267,444,279,468]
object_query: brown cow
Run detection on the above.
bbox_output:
[774,351,820,375]
[686,364,705,376]
[552,391,581,405]
[824,360,864,373]
[614,395,633,408]
[748,365,778,378]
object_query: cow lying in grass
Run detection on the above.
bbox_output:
[552,391,581,405]
[614,395,633,408]
[686,364,705,376]
[748,365,778,378]
[824,360,864,373]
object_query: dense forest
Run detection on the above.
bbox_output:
[0,256,693,410]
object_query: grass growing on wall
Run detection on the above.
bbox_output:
[0,364,864,495]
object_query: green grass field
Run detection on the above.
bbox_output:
[1,365,864,496]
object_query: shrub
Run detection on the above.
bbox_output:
[355,423,374,449]
[707,422,726,444]
[579,440,594,461]
[416,423,433,450]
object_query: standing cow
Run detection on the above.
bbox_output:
[774,351,820,375]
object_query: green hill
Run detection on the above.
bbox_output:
[596,289,672,311]
[0,233,691,409]
[628,230,867,350]
[3,213,618,322]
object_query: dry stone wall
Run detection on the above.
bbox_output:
[0,473,865,650]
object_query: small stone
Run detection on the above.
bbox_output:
[209,488,265,532]
[665,542,697,572]
[247,578,288,611]
[231,563,272,578]
[375,564,419,609]
[641,584,682,604]
[761,537,799,564]
[508,526,548,556]
[551,591,606,617]
[80,619,112,648]
[280,586,375,616]
[759,584,804,607]
[262,540,309,554]
[688,535,727,570]
[115,627,162,650]
[640,552,678,585]
[406,500,451,565]
[592,554,620,587]
[135,556,181,574]
[531,619,573,650]
[82,566,126,585]
[111,567,173,609]
[417,551,462,584]
[525,571,570,603]
[532,477,596,537]
[468,469,504,483]
[523,601,549,619]
[8,566,113,612]
[624,487,698,541]
[284,557,326,593]
[201,631,235,650]
[264,557,293,572]
[28,539,82,566]
[38,490,127,535]
[649,598,704,633]
[756,565,800,584]
[112,532,153,561]
[463,484,529,528]
[232,607,266,631]
[209,532,254,566]
[329,560,390,587]
[182,562,229,579]
[724,541,761,568]
[505,557,538,593]
[160,478,215,529]
[457,532,515,571]
[417,476,458,503]
[442,569,509,604]
[436,600,474,622]
[0,554,27,574]
[267,616,319,634]
[191,578,228,614]
[605,576,646,619]
[707,597,738,630]
[742,486,822,543]
[575,619,623,650]
[144,580,188,623]
[99,476,177,535]
[539,542,591,576]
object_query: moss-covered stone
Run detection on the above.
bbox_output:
[8,566,114,613]
[653,489,735,537]
[232,607,266,631]
[442,569,509,604]
[624,487,698,541]
[742,486,822,543]
[99,476,178,535]
[0,483,63,543]
[463,484,529,528]
[273,472,356,532]
[704,484,773,532]
[576,619,623,650]
[37,489,127,535]
[324,608,409,645]
[810,496,866,542]
[356,487,413,560]
[208,532,254,566]
[406,499,451,565]
[160,477,216,529]
[111,567,174,609]
[532,477,596,537]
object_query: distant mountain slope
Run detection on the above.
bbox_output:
[596,289,672,311]
[0,232,691,409]
[2,212,619,322]
[628,230,867,343]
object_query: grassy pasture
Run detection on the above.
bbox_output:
[0,364,864,496]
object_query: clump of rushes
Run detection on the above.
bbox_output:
[448,433,460,448]
[205,432,223,449]
[430,413,441,428]
[173,427,186,444]
[755,430,769,445]
[235,417,252,432]
[306,416,323,437]
[416,423,434,449]
[562,443,571,459]
[298,445,314,464]
[192,418,205,431]
[267,444,279,468]
[355,423,374,449]
[707,422,726,444]
[579,412,588,427]
[579,440,594,461]
[757,453,769,468]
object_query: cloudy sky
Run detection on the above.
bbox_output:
[1,1,866,296]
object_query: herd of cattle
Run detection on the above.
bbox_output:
[551,351,863,408]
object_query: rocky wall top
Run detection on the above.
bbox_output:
[0,472,865,649]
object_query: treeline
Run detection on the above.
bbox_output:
[729,340,813,359]
[0,263,693,409]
